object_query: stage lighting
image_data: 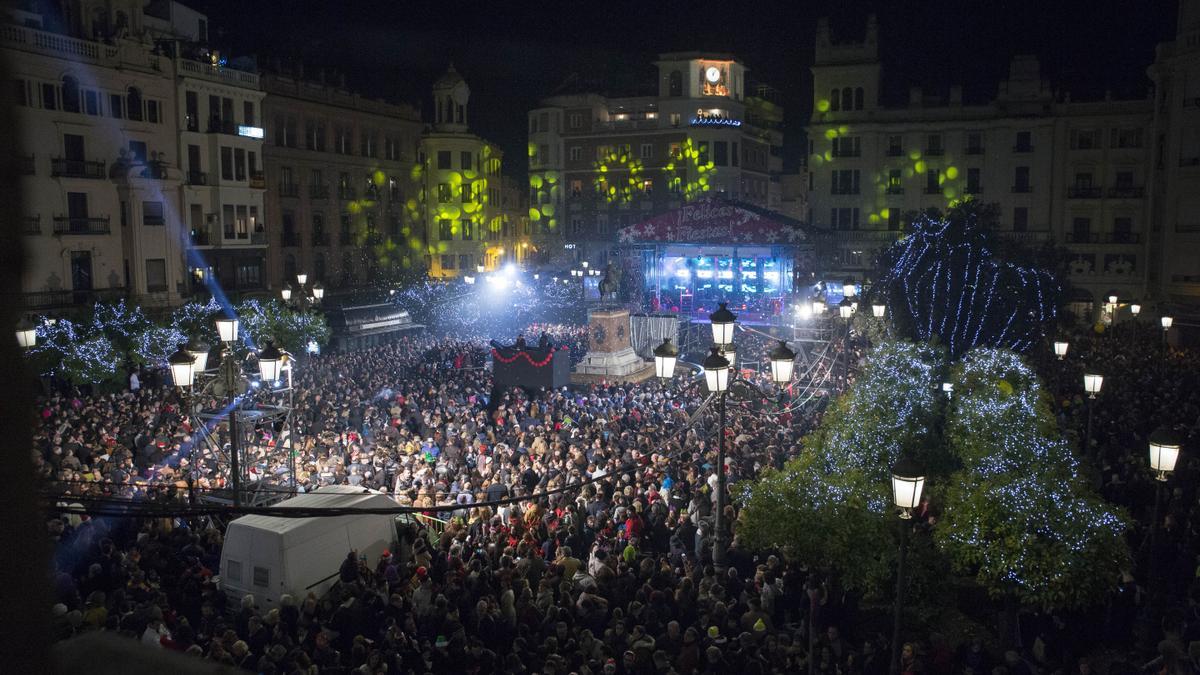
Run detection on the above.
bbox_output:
[463,276,476,285]
[504,263,517,276]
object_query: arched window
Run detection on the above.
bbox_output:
[669,71,683,97]
[841,87,853,112]
[854,87,864,110]
[284,253,297,282]
[61,75,80,113]
[126,86,143,121]
[830,89,840,111]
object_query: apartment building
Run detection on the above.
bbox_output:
[528,52,785,266]
[808,12,1199,320]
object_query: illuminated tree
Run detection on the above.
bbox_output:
[234,299,330,355]
[874,201,1060,358]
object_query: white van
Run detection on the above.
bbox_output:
[219,486,398,608]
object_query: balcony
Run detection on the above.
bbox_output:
[831,148,861,158]
[834,229,907,242]
[924,147,944,156]
[998,230,1051,244]
[249,172,265,189]
[206,118,237,135]
[17,287,128,310]
[1067,186,1103,199]
[1108,186,1145,199]
[51,158,106,179]
[312,232,330,246]
[338,186,357,200]
[1065,232,1140,245]
[178,58,260,88]
[965,146,985,155]
[53,216,110,235]
[309,184,330,200]
[885,186,904,195]
[279,182,300,198]
[20,155,35,175]
[189,230,212,246]
[140,162,169,180]
[187,170,208,186]
[22,215,40,234]
[1013,145,1035,153]
[1011,185,1033,193]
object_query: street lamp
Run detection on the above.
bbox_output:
[312,282,325,301]
[186,337,211,373]
[257,341,283,382]
[709,302,736,345]
[872,304,886,318]
[652,337,678,379]
[838,297,854,320]
[703,346,732,571]
[769,340,796,384]
[942,382,954,396]
[168,344,196,389]
[296,273,308,286]
[1149,428,1181,481]
[889,457,925,675]
[1107,294,1118,306]
[811,299,826,316]
[843,278,857,299]
[280,285,293,302]
[216,317,239,344]
[1083,372,1104,398]
[15,318,36,349]
[1130,303,1141,317]
[1053,340,1069,360]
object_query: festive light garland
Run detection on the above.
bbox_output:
[490,347,565,367]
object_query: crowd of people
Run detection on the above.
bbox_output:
[30,306,1200,674]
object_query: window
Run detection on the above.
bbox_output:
[63,133,85,161]
[833,136,859,157]
[146,100,159,124]
[1013,166,1030,192]
[1013,207,1028,232]
[253,566,269,587]
[887,209,901,231]
[732,142,739,167]
[1113,217,1134,242]
[127,140,147,164]
[145,259,166,292]
[460,151,473,171]
[698,142,709,165]
[537,144,549,166]
[640,179,653,196]
[926,169,939,193]
[1014,131,1032,152]
[236,263,261,288]
[126,87,142,121]
[966,132,983,154]
[438,183,452,203]
[234,148,246,181]
[887,169,902,193]
[1074,172,1093,189]
[887,135,902,156]
[569,113,582,129]
[714,141,728,166]
[439,219,452,240]
[461,218,473,240]
[1072,129,1101,149]
[1112,128,1143,149]
[438,151,452,170]
[109,92,122,119]
[854,87,864,110]
[569,146,582,161]
[669,113,680,127]
[966,168,981,193]
[461,184,474,203]
[360,132,375,157]
[596,214,608,234]
[640,143,653,159]
[830,207,860,230]
[142,201,164,225]
[220,147,233,180]
[226,560,242,582]
[459,254,471,270]
[830,89,840,112]
[570,179,582,197]
[61,75,80,113]
[385,136,400,160]
[841,87,853,111]
[243,100,255,126]
[42,83,57,110]
[334,127,351,154]
[831,169,860,195]
[1072,217,1092,242]
[67,192,89,220]
[440,254,455,270]
[926,134,943,155]
[668,71,683,97]
[1114,171,1134,188]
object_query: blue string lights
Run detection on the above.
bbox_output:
[878,208,1058,358]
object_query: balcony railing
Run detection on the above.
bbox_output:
[831,148,861,158]
[279,182,300,198]
[309,184,330,200]
[190,230,211,246]
[51,158,106,179]
[249,172,265,189]
[338,186,357,200]
[1108,186,1145,198]
[885,186,904,195]
[22,215,40,234]
[1065,232,1141,244]
[1011,185,1033,193]
[53,216,110,234]
[998,230,1051,243]
[886,147,903,157]
[312,232,329,246]
[187,170,207,186]
[17,287,128,310]
[140,163,169,180]
[1067,186,1103,198]
[924,147,944,156]
[281,231,300,247]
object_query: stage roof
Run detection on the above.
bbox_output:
[616,197,810,246]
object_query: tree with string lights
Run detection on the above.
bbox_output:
[874,202,1061,358]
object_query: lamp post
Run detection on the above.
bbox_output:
[703,346,731,571]
[652,337,678,379]
[872,304,886,319]
[889,458,926,675]
[1053,340,1069,360]
[1083,371,1103,457]
[1161,315,1173,349]
[839,298,854,386]
[168,345,196,390]
[15,318,36,349]
[282,273,323,312]
[1146,428,1181,608]
[769,340,796,384]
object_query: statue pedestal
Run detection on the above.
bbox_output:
[572,307,654,384]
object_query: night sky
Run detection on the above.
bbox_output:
[201,0,1178,175]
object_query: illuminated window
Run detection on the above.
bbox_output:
[641,179,653,196]
[570,180,582,197]
[887,169,902,194]
[669,177,681,194]
[669,143,682,159]
[461,218,472,240]
[461,184,474,203]
[438,183,451,203]
[640,143,653,159]
[669,113,680,127]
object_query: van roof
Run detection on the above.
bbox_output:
[229,486,398,542]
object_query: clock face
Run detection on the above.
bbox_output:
[705,67,721,83]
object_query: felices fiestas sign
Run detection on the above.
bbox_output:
[617,198,806,245]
